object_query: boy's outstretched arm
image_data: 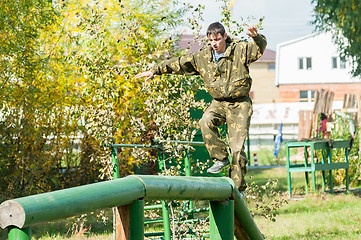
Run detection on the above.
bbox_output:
[134,70,154,80]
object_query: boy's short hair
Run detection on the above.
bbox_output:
[206,22,226,36]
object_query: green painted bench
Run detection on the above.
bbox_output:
[285,139,350,195]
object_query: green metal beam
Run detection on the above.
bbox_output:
[1,175,264,240]
[209,200,234,239]
[129,200,144,240]
[0,175,231,229]
[230,184,264,239]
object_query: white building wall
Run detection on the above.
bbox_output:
[276,32,360,86]
[249,101,344,150]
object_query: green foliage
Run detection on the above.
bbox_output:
[312,0,361,77]
[0,0,101,199]
[0,0,191,199]
[330,113,360,186]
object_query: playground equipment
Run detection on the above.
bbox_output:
[110,141,226,239]
[286,139,350,195]
[110,139,254,239]
[0,175,263,240]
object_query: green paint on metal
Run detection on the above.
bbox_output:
[129,200,144,240]
[209,200,234,240]
[111,147,120,179]
[11,177,145,228]
[286,139,350,195]
[139,175,232,200]
[8,227,31,240]
[1,175,265,240]
[161,201,171,240]
[233,189,264,240]
[144,204,163,210]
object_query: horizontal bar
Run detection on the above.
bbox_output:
[0,175,232,229]
[144,217,208,225]
[313,162,349,171]
[144,204,163,210]
[110,144,160,149]
[286,140,349,149]
[162,140,205,146]
[145,231,164,237]
[288,168,312,172]
[110,140,207,149]
[144,218,164,224]
[0,177,145,229]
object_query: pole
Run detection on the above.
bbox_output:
[161,201,171,240]
[184,150,194,216]
[209,200,234,240]
[8,227,31,240]
[129,200,144,240]
[111,146,120,179]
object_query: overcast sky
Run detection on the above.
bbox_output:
[179,0,316,51]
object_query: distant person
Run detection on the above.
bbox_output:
[135,22,267,191]
[319,113,329,138]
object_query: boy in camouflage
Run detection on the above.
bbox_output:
[135,22,266,191]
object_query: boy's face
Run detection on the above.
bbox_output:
[208,33,227,54]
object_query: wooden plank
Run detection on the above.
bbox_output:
[298,110,312,140]
[116,205,130,240]
[326,92,334,116]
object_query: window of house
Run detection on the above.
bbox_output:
[340,56,346,69]
[332,56,346,69]
[298,57,312,70]
[268,63,275,71]
[332,57,338,69]
[298,58,304,69]
[300,90,315,102]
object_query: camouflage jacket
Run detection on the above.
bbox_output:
[151,34,267,100]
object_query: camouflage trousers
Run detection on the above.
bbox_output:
[199,97,253,191]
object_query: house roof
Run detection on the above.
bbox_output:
[258,49,275,62]
[177,34,204,53]
[276,32,321,49]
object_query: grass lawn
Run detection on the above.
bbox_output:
[1,167,360,239]
[248,167,361,240]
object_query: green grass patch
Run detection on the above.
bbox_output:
[255,193,361,240]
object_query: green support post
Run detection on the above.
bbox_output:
[157,145,171,240]
[286,142,292,195]
[311,145,316,191]
[209,200,234,240]
[111,146,120,239]
[184,150,192,177]
[161,201,171,240]
[129,200,144,240]
[321,149,326,192]
[157,144,166,172]
[8,227,31,240]
[328,147,333,193]
[345,147,349,191]
[184,150,194,215]
[111,147,120,179]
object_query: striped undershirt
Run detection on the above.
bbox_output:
[214,51,224,63]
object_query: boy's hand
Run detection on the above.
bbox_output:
[135,71,154,80]
[247,26,258,38]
